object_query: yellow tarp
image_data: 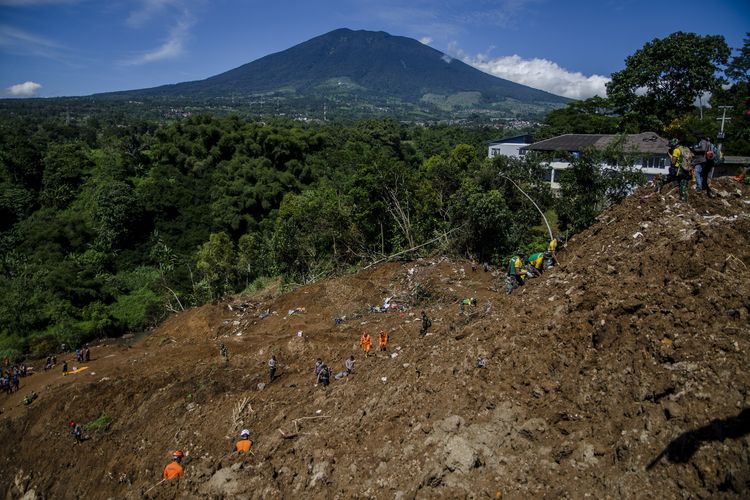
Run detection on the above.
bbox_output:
[64,366,88,375]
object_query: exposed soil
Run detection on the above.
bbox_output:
[2,179,750,499]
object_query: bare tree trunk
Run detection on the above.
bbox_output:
[383,177,415,249]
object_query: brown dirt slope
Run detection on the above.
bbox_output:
[2,179,750,499]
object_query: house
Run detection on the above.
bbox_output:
[519,132,670,189]
[487,134,534,159]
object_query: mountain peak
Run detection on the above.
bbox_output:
[100,28,569,119]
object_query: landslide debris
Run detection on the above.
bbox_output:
[2,179,749,499]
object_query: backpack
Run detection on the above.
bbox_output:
[678,146,693,171]
[709,143,722,164]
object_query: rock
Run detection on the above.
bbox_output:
[445,436,479,473]
[436,415,465,434]
[202,467,242,496]
[576,442,599,467]
[662,401,683,420]
[519,418,548,441]
[308,461,329,488]
[257,382,266,391]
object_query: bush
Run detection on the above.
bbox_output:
[84,414,112,431]
[26,333,57,357]
[0,334,25,360]
[109,288,163,331]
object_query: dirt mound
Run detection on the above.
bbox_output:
[2,179,749,499]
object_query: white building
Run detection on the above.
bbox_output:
[487,134,534,159]
[521,133,670,189]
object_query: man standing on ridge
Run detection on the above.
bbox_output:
[692,134,711,194]
[360,331,373,357]
[668,138,692,201]
[699,135,716,197]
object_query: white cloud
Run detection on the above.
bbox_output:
[458,50,610,99]
[6,81,42,96]
[419,36,432,45]
[127,0,180,27]
[123,14,192,65]
[0,24,68,60]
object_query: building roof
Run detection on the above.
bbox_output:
[524,132,668,155]
[488,134,534,145]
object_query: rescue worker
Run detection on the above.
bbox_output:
[544,238,558,268]
[235,429,252,453]
[219,343,229,362]
[69,421,83,444]
[459,297,476,314]
[268,355,277,383]
[314,358,323,384]
[335,356,356,380]
[360,332,373,357]
[526,251,545,277]
[62,360,68,375]
[420,311,432,337]
[506,250,526,295]
[316,363,330,387]
[378,331,389,352]
[668,138,692,201]
[163,450,184,480]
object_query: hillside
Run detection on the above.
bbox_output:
[2,178,749,499]
[96,28,568,119]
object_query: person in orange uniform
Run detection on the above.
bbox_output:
[360,332,373,357]
[163,450,184,480]
[235,429,252,453]
[378,331,389,352]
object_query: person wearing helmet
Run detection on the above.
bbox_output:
[657,138,680,194]
[359,331,372,357]
[506,250,527,295]
[163,450,184,480]
[378,331,389,351]
[235,429,253,453]
[665,138,693,201]
[69,421,83,444]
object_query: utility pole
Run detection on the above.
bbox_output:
[713,105,732,179]
[716,105,732,141]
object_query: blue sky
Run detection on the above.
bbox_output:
[1,0,748,99]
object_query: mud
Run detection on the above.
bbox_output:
[2,179,749,499]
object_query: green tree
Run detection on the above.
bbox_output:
[195,232,237,300]
[726,32,750,82]
[606,32,731,129]
[539,96,621,138]
[40,142,93,208]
